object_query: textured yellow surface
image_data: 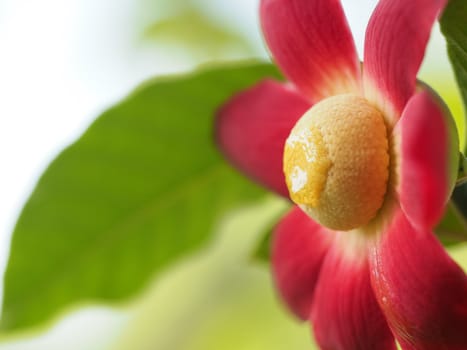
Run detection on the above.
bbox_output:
[284,123,331,207]
[284,94,390,231]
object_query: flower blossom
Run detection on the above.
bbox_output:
[215,0,467,349]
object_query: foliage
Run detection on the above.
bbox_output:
[144,7,253,59]
[440,0,467,151]
[1,63,281,332]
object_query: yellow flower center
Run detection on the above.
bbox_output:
[283,94,389,231]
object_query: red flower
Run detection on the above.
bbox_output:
[215,0,467,349]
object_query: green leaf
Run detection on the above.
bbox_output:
[436,158,467,245]
[144,8,253,59]
[440,0,467,151]
[251,205,290,262]
[2,62,281,333]
[435,200,467,246]
[253,227,274,262]
[453,181,467,216]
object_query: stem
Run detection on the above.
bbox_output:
[456,152,467,187]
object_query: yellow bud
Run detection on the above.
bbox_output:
[284,94,389,231]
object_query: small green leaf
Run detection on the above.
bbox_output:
[440,0,467,151]
[253,227,274,262]
[435,178,467,246]
[453,182,467,216]
[144,8,253,59]
[252,206,290,262]
[435,200,467,246]
[2,62,281,332]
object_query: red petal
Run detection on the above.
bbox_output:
[272,207,332,320]
[370,209,467,350]
[216,80,310,197]
[311,234,396,350]
[395,89,459,230]
[260,0,360,102]
[364,0,447,119]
